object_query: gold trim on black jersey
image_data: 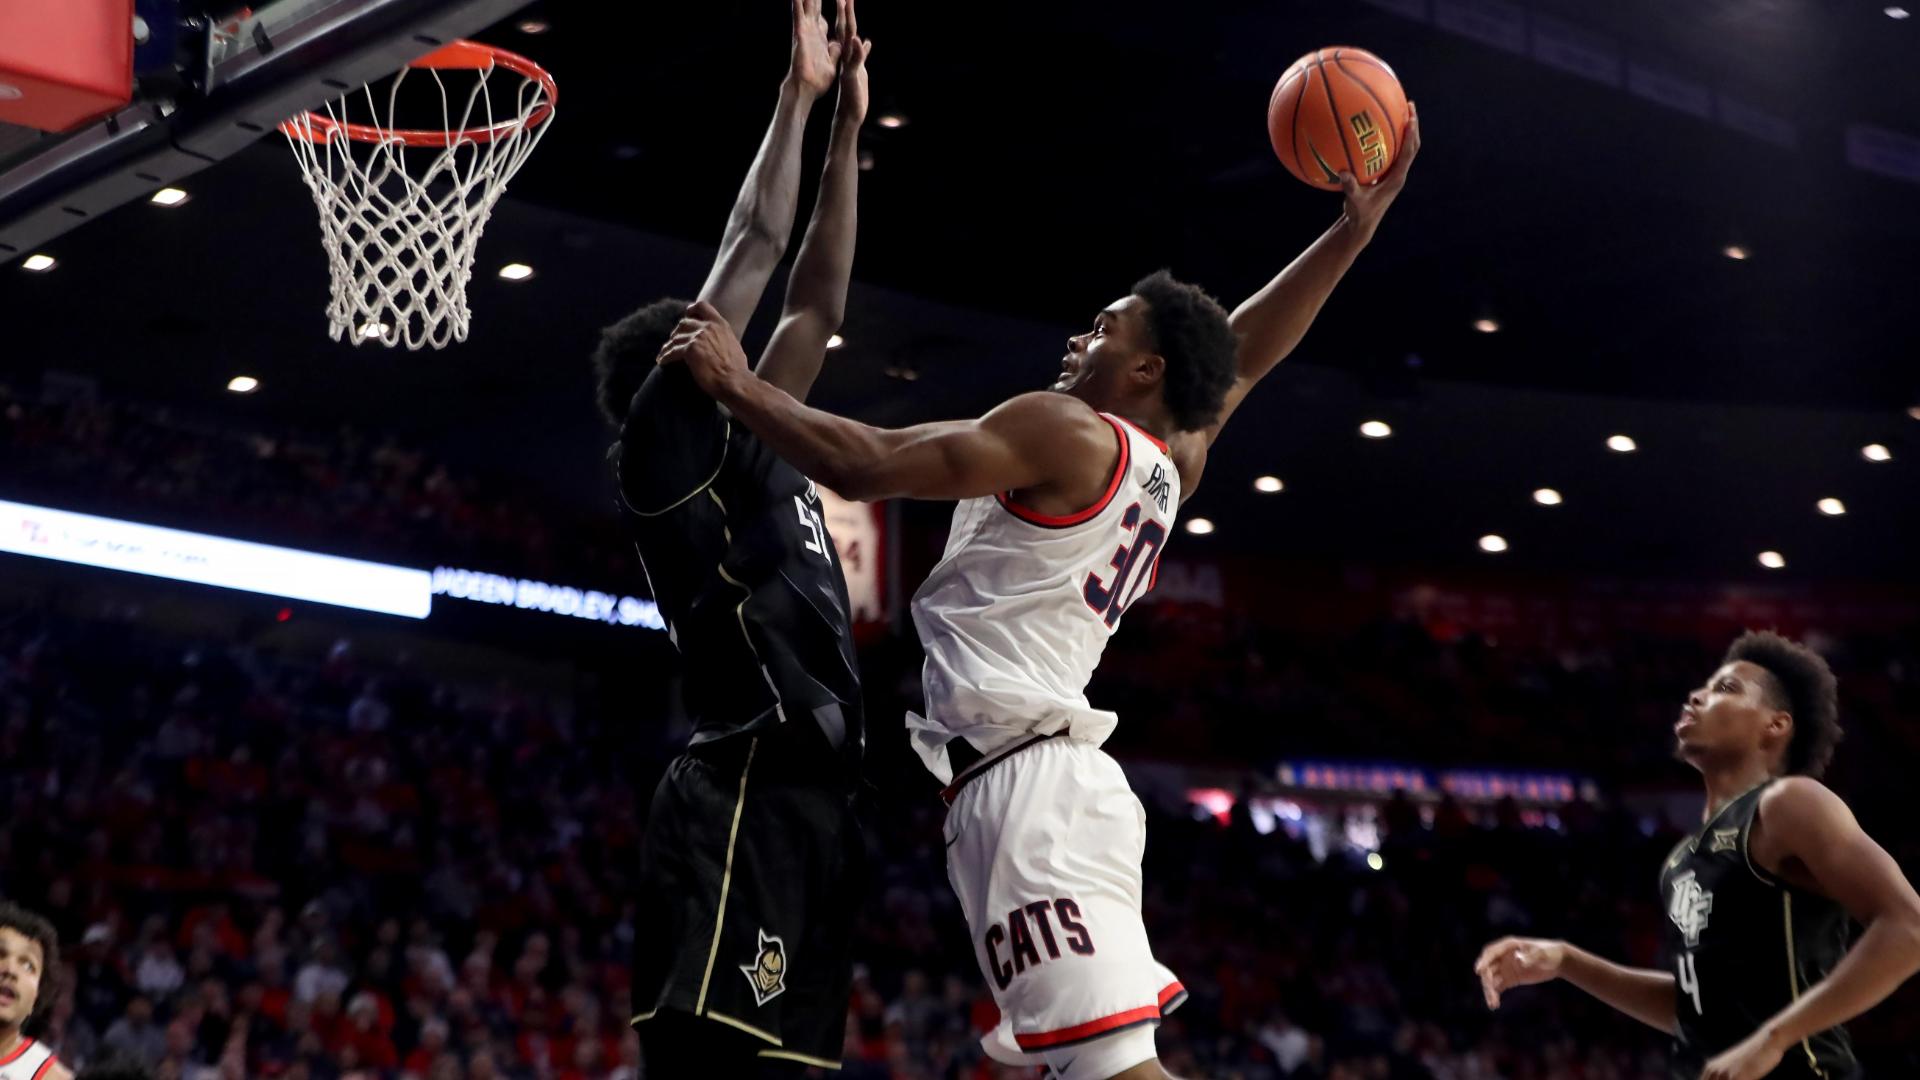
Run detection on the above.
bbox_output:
[695,736,760,1013]
[1782,893,1830,1079]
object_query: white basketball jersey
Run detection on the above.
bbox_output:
[0,1038,59,1080]
[908,411,1181,782]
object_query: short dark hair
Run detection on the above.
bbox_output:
[1130,270,1238,432]
[0,900,59,1025]
[591,297,691,427]
[77,1049,156,1080]
[1725,630,1842,779]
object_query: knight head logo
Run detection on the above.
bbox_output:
[1667,870,1714,948]
[740,929,788,1006]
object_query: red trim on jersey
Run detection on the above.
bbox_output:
[31,1054,58,1080]
[996,414,1130,529]
[0,1038,34,1066]
[1158,981,1186,1008]
[1014,1004,1162,1050]
[1108,413,1170,456]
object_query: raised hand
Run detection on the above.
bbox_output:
[789,0,841,101]
[1339,99,1420,239]
[832,0,871,127]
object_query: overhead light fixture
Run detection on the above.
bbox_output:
[1817,498,1846,516]
[1862,443,1892,462]
[1185,518,1215,536]
[1366,852,1385,871]
[1606,434,1637,453]
[1473,318,1500,334]
[1886,6,1911,19]
[1359,420,1392,439]
[358,322,388,340]
[518,18,550,33]
[1253,475,1284,493]
[1907,405,1920,421]
[1532,488,1563,506]
[1758,550,1786,570]
[21,254,55,272]
[227,376,260,394]
[876,113,907,129]
[826,334,845,350]
[1722,244,1748,260]
[497,263,535,281]
[150,187,190,207]
[1478,534,1509,553]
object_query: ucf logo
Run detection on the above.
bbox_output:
[1667,870,1715,948]
[740,929,789,1006]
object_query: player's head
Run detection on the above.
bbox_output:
[1053,271,1236,432]
[0,900,59,1032]
[1675,631,1841,779]
[591,297,694,427]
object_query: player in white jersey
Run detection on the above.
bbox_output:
[662,106,1420,1079]
[0,903,72,1080]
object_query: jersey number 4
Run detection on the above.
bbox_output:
[1083,503,1165,628]
[1678,951,1703,1015]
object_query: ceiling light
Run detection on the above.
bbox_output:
[1758,551,1785,569]
[1722,244,1748,260]
[1606,434,1637,453]
[1862,443,1892,462]
[518,18,550,33]
[1359,420,1392,439]
[150,187,190,207]
[1532,488,1563,506]
[227,376,260,394]
[1817,498,1846,516]
[1366,853,1385,871]
[1473,318,1500,334]
[358,322,388,340]
[21,254,55,271]
[1886,6,1910,19]
[497,263,535,281]
[826,334,845,350]
[876,113,907,129]
[1185,518,1215,536]
[1479,534,1509,553]
[1907,406,1920,421]
[1253,475,1284,493]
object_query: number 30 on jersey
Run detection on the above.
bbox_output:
[1083,502,1165,628]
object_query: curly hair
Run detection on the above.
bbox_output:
[1129,270,1238,432]
[1725,630,1842,779]
[0,899,59,1028]
[591,297,691,427]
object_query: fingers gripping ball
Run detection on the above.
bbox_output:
[1269,47,1408,191]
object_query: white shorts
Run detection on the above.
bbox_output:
[942,736,1186,1075]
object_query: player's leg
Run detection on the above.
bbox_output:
[944,737,1185,1080]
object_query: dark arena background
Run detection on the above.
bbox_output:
[2,1,1918,1078]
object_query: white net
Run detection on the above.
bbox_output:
[282,49,554,350]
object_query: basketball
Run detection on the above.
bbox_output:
[1269,46,1409,191]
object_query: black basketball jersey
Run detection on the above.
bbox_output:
[1658,780,1855,1080]
[613,365,863,759]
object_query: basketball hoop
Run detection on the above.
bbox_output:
[280,41,556,350]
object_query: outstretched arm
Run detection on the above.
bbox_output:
[1701,779,1920,1080]
[658,302,1110,502]
[1203,102,1421,445]
[755,0,870,402]
[1476,936,1677,1036]
[694,0,841,331]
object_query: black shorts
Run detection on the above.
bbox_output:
[631,720,866,1070]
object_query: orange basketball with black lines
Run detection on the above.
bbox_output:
[1269,47,1408,191]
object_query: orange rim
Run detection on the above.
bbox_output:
[279,40,556,147]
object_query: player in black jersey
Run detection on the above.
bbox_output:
[589,2,870,1074]
[1477,631,1920,1080]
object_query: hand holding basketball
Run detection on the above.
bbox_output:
[1341,100,1418,238]
[1270,47,1411,192]
[657,301,751,397]
[1473,936,1566,1009]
